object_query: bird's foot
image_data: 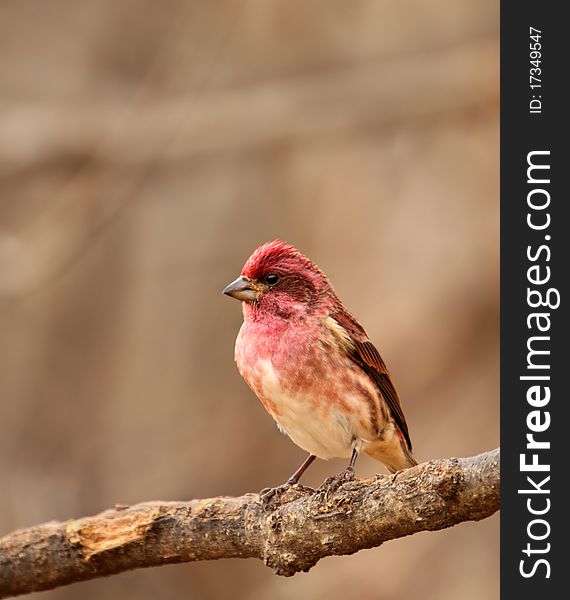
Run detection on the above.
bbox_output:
[320,466,355,497]
[260,480,315,509]
[259,482,293,509]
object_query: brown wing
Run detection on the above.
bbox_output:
[331,308,413,451]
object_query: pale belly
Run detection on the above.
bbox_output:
[238,352,380,460]
[262,358,357,458]
[234,313,412,472]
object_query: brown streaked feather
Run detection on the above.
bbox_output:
[330,309,413,451]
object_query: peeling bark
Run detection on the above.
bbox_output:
[0,449,499,598]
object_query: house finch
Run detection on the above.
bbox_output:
[223,241,417,492]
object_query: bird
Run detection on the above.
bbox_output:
[223,240,417,493]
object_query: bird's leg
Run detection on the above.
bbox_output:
[321,448,359,494]
[260,454,316,508]
[286,453,317,485]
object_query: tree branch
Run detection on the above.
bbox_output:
[0,448,499,598]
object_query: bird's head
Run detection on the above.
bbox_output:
[223,240,336,319]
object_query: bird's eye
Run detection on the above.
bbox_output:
[265,273,280,285]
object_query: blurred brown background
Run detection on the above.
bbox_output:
[0,1,498,599]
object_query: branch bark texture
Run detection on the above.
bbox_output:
[0,448,499,598]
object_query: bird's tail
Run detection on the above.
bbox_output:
[365,436,418,474]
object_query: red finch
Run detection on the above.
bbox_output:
[223,241,417,491]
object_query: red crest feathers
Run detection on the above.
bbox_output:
[242,240,310,280]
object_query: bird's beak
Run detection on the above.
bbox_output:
[222,276,259,302]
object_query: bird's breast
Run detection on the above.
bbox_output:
[234,318,385,459]
[235,319,319,417]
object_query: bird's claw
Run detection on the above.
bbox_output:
[259,483,292,508]
[319,467,355,497]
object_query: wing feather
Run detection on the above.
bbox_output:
[330,309,413,451]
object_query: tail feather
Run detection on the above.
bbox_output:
[365,437,418,474]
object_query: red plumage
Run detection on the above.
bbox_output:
[223,240,417,487]
[242,240,311,280]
